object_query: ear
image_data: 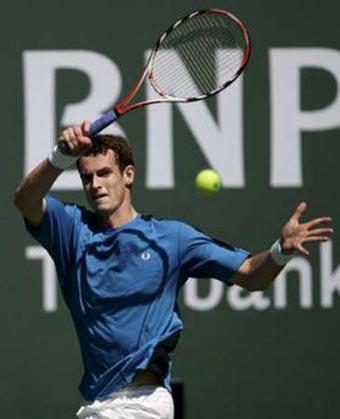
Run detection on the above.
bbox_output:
[123,165,135,186]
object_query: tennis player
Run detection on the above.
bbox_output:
[14,122,334,419]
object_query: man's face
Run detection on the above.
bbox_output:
[78,149,134,217]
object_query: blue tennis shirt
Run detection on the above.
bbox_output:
[26,195,250,401]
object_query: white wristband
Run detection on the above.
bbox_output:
[49,145,77,170]
[270,239,295,266]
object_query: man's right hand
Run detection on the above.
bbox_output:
[59,121,93,157]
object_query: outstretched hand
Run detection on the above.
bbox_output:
[280,202,334,256]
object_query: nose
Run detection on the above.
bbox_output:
[91,174,101,190]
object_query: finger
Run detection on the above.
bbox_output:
[306,217,332,229]
[82,120,91,136]
[65,127,77,147]
[308,227,334,236]
[291,202,307,222]
[296,243,310,256]
[60,128,69,142]
[74,125,83,141]
[58,128,80,156]
[66,140,76,154]
[303,236,329,243]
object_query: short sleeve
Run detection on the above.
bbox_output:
[179,222,250,284]
[25,195,80,288]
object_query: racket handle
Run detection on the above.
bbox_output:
[57,110,119,155]
[89,110,119,136]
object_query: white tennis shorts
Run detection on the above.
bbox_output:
[76,385,174,419]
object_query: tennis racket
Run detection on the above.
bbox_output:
[59,8,251,154]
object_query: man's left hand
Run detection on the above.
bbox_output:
[280,202,334,256]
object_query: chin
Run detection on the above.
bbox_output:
[93,206,112,216]
[93,204,118,217]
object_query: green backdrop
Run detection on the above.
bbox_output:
[1,0,339,418]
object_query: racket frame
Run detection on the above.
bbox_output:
[114,8,251,116]
[59,7,251,147]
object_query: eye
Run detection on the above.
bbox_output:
[81,174,92,183]
[99,170,111,178]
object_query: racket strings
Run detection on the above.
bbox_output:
[153,46,238,98]
[155,51,215,97]
[153,40,243,83]
[158,33,216,96]
[151,12,247,99]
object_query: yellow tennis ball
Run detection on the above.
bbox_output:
[195,169,221,194]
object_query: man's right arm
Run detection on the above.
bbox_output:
[13,159,63,227]
[13,121,92,227]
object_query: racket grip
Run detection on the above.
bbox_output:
[57,110,119,155]
[89,110,119,136]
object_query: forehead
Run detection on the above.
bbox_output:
[78,149,118,174]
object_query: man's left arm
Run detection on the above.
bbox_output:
[230,202,334,291]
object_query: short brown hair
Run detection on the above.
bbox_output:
[77,134,135,173]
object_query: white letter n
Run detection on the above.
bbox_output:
[146,50,245,188]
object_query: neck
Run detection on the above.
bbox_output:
[98,199,138,229]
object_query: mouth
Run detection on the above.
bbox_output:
[91,194,108,202]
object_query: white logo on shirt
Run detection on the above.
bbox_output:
[141,251,151,261]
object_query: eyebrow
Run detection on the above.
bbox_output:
[79,166,113,177]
